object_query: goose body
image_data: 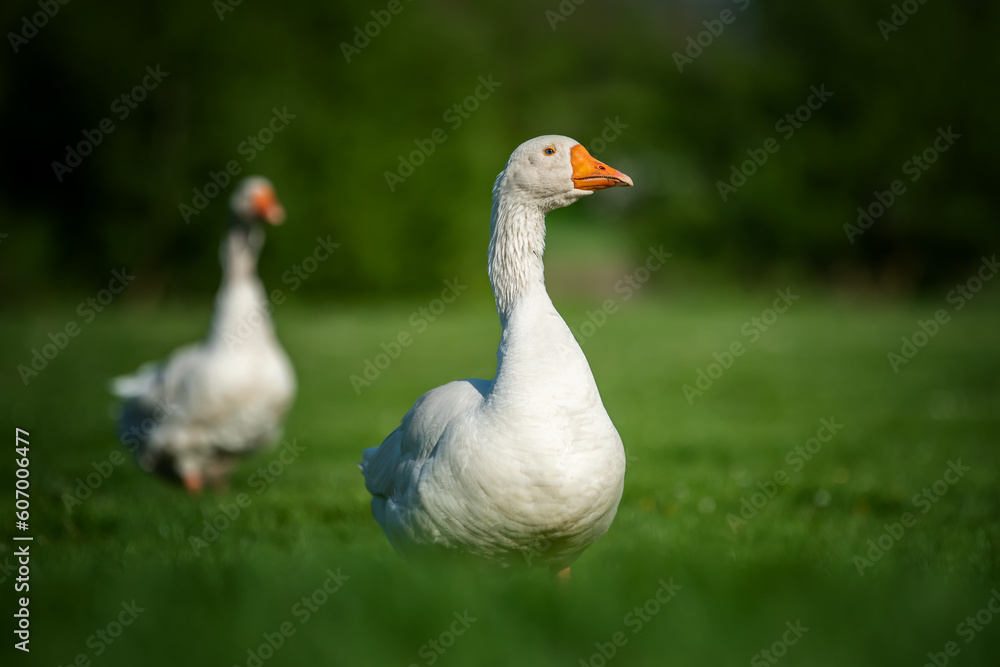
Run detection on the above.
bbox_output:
[112,177,296,491]
[363,136,632,571]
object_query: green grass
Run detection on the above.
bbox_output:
[2,288,999,667]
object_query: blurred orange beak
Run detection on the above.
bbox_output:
[254,188,286,225]
[571,144,633,190]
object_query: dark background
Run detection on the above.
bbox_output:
[2,0,997,303]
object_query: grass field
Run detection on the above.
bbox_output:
[2,286,999,667]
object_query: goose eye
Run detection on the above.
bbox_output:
[543,147,555,156]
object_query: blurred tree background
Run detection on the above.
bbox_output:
[1,0,997,302]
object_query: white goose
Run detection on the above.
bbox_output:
[112,176,296,492]
[362,136,632,575]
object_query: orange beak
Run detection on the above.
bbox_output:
[570,144,633,190]
[253,188,286,225]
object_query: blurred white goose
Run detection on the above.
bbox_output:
[111,176,296,492]
[362,136,632,575]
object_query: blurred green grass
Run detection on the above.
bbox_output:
[2,288,999,666]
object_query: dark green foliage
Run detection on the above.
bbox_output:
[1,1,997,300]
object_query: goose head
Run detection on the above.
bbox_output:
[494,135,633,213]
[230,176,285,225]
[222,176,284,275]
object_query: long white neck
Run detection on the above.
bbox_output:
[485,186,600,410]
[221,221,262,283]
[208,221,272,347]
[487,192,548,325]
